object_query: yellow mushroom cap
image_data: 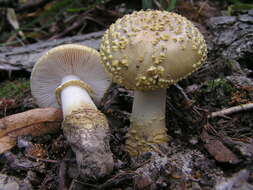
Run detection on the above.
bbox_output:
[100,10,207,91]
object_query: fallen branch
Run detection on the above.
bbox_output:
[0,31,103,73]
[0,108,63,153]
[16,0,53,13]
[208,103,253,118]
[0,1,18,8]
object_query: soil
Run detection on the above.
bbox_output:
[0,1,253,190]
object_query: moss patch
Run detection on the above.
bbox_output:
[195,78,237,110]
[0,78,30,99]
[193,77,253,112]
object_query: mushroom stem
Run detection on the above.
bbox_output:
[125,89,168,156]
[31,44,114,180]
[60,75,96,117]
[57,75,113,179]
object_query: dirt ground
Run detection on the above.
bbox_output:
[0,0,253,189]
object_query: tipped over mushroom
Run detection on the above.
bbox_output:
[31,44,114,179]
[100,10,207,156]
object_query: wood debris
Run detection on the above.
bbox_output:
[201,129,240,164]
[0,108,62,153]
[209,102,253,118]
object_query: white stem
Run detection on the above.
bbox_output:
[132,89,166,125]
[60,75,96,117]
[125,89,168,156]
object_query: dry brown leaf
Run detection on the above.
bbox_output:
[201,129,240,164]
[0,108,63,153]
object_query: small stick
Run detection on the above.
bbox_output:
[153,0,163,10]
[208,103,253,118]
[58,161,68,190]
[26,154,59,163]
[174,84,192,103]
[0,108,62,153]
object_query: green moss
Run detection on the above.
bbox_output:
[224,59,234,70]
[0,78,30,99]
[227,0,253,15]
[142,0,177,11]
[205,78,236,95]
[196,78,237,109]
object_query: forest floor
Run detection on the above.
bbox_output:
[0,0,253,189]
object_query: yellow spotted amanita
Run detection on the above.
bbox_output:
[100,10,207,156]
[31,44,114,179]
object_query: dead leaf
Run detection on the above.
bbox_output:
[7,8,24,38]
[201,129,240,164]
[0,108,63,153]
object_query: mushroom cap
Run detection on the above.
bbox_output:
[31,44,111,108]
[100,10,207,91]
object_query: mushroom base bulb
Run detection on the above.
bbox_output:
[125,89,168,156]
[125,116,168,156]
[62,104,114,179]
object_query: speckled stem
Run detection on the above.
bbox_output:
[62,104,114,180]
[125,89,169,156]
[57,75,113,179]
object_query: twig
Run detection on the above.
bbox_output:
[153,0,163,10]
[58,150,73,190]
[99,171,137,189]
[174,84,192,103]
[26,154,59,163]
[173,84,203,116]
[49,10,93,40]
[16,0,54,13]
[196,0,208,18]
[0,1,18,8]
[0,31,104,72]
[27,154,76,164]
[208,103,253,118]
[58,161,68,190]
[69,179,98,190]
[49,18,84,40]
[70,171,137,190]
[0,0,53,12]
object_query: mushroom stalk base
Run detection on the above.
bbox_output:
[60,75,113,179]
[62,104,114,180]
[125,89,168,156]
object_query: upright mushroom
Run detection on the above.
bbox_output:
[31,44,114,179]
[100,10,207,156]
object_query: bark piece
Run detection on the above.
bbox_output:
[0,108,62,153]
[201,129,240,164]
[206,11,253,61]
[0,31,103,72]
[0,173,32,190]
[215,170,253,190]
